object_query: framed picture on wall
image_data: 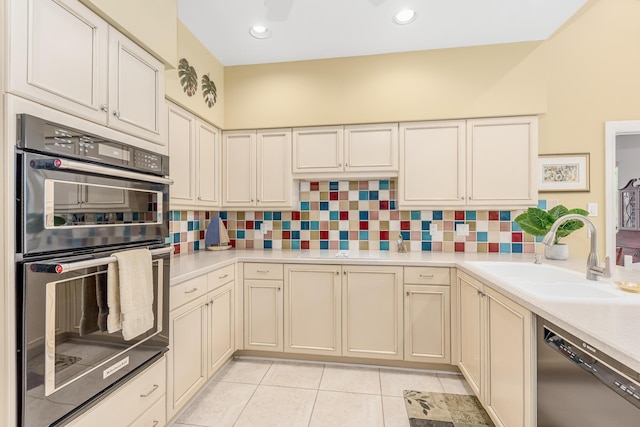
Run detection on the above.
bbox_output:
[538,153,590,192]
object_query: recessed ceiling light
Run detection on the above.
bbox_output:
[393,9,417,25]
[250,25,271,39]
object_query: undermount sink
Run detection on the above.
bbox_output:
[465,261,624,301]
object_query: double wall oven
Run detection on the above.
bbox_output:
[15,114,172,426]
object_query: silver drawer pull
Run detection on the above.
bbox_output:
[420,274,435,278]
[256,269,270,273]
[185,288,199,294]
[140,384,159,398]
[218,274,229,279]
[152,422,159,427]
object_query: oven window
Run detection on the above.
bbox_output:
[44,180,162,228]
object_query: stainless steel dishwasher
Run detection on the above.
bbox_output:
[537,316,640,426]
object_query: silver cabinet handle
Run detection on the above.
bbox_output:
[100,104,108,113]
[218,274,229,279]
[338,163,342,167]
[277,287,281,291]
[152,422,159,427]
[140,384,159,398]
[185,288,198,294]
[406,291,410,296]
[256,269,270,273]
[113,110,121,119]
[419,274,434,278]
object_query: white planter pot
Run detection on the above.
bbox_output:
[544,244,569,260]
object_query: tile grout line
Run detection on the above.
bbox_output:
[231,359,274,427]
[306,363,326,427]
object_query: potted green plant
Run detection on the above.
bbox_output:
[514,205,589,260]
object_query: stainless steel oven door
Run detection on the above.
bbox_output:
[17,151,170,257]
[17,246,170,426]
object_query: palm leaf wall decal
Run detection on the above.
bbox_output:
[178,58,198,96]
[202,74,217,107]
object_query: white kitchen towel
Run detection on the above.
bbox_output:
[106,261,122,333]
[111,248,155,341]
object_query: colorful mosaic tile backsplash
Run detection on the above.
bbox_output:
[169,180,546,255]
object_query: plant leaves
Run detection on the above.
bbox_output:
[178,58,198,96]
[548,205,569,221]
[202,74,217,107]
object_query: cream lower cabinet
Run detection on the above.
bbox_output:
[284,264,341,356]
[404,267,451,364]
[456,271,534,427]
[342,265,403,360]
[167,265,236,420]
[243,263,284,351]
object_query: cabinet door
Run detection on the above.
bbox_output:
[196,119,221,208]
[399,121,466,208]
[167,103,196,208]
[342,266,403,360]
[244,279,283,351]
[223,131,256,208]
[292,126,344,174]
[404,285,451,363]
[466,116,537,207]
[8,0,109,123]
[344,123,398,172]
[485,287,533,427]
[456,273,483,396]
[167,296,207,419]
[257,129,293,208]
[207,282,234,376]
[284,264,341,356]
[108,27,164,144]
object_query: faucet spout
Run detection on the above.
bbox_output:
[543,214,611,281]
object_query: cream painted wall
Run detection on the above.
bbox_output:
[79,0,178,67]
[165,22,225,128]
[224,41,547,129]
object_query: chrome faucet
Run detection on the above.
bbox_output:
[542,214,611,281]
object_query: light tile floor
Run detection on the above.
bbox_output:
[170,358,474,427]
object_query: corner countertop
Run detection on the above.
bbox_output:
[169,248,640,373]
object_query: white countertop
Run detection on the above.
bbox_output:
[170,249,640,373]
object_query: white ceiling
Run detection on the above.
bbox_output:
[178,0,588,66]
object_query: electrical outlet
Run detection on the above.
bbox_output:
[587,203,598,216]
[456,224,470,236]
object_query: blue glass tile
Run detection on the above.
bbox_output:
[320,202,329,211]
[499,243,511,253]
[164,236,171,244]
[292,231,300,240]
[330,211,339,220]
[411,211,421,220]
[291,240,301,250]
[499,211,511,221]
[537,199,547,210]
[359,231,369,240]
[340,231,349,240]
[422,221,431,230]
[237,230,245,239]
[433,211,443,220]
[390,201,396,210]
[536,236,543,243]
[172,211,181,221]
[311,221,320,230]
[194,220,200,230]
[220,212,228,220]
[187,221,194,231]
[401,231,410,240]
[379,180,390,190]
[422,242,432,251]
[422,232,432,241]
[255,221,262,230]
[320,241,329,250]
[512,243,523,253]
[512,222,522,231]
[172,233,180,244]
[330,182,339,190]
[264,240,272,249]
[359,191,369,200]
[133,212,139,221]
[466,211,477,221]
[282,221,291,230]
[300,201,310,211]
[477,232,488,242]
[380,241,389,250]
[369,191,379,200]
[359,211,369,220]
[340,241,350,250]
[274,212,282,220]
[301,221,310,230]
[194,241,200,251]
[264,211,273,220]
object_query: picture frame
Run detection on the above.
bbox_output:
[538,153,590,192]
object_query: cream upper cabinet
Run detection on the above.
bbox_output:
[466,117,537,207]
[167,102,220,210]
[456,271,534,427]
[223,129,293,210]
[284,264,341,356]
[342,265,403,360]
[399,120,466,207]
[243,263,284,352]
[293,124,398,178]
[8,0,165,145]
[399,116,538,209]
[403,267,452,364]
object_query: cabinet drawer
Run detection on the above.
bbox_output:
[130,395,165,427]
[244,263,283,280]
[170,275,208,310]
[209,264,235,291]
[404,267,450,285]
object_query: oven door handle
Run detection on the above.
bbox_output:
[30,246,174,274]
[30,158,174,185]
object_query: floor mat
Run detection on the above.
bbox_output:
[404,390,495,427]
